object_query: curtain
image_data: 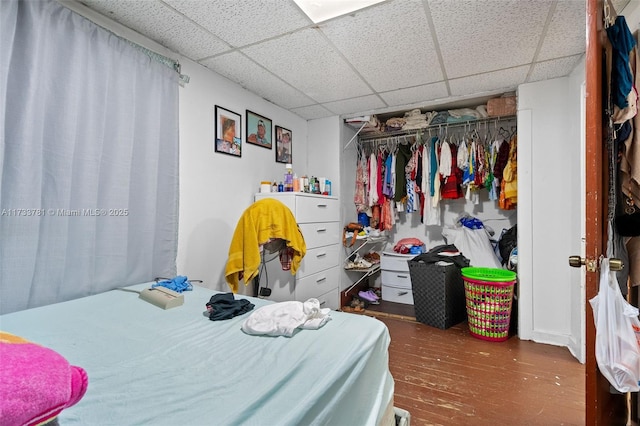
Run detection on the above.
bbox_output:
[0,0,179,314]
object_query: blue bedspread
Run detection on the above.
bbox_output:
[0,283,394,425]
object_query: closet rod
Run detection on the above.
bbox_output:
[358,114,516,143]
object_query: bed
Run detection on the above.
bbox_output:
[0,282,395,425]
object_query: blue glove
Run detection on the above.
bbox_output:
[152,275,193,293]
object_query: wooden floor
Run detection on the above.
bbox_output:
[366,309,585,425]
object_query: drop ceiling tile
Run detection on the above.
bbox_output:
[290,104,335,120]
[537,1,586,61]
[200,52,314,109]
[428,0,552,79]
[165,0,310,47]
[76,0,609,121]
[243,28,373,103]
[528,55,583,83]
[449,66,529,97]
[322,95,386,116]
[379,81,449,107]
[321,0,442,92]
[80,0,229,59]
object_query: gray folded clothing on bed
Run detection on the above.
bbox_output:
[205,293,255,320]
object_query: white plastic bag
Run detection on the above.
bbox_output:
[589,258,640,393]
[442,226,502,268]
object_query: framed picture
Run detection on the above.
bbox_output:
[246,110,272,149]
[214,105,242,157]
[275,126,292,164]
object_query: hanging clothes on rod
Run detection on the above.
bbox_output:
[351,113,517,232]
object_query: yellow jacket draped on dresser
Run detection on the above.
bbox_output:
[225,198,306,293]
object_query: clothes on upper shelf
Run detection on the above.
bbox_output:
[354,129,518,231]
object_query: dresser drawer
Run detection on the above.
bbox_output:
[381,270,412,289]
[254,193,296,215]
[381,284,414,305]
[295,266,339,303]
[297,244,340,278]
[315,287,339,311]
[381,251,414,272]
[298,221,340,249]
[295,196,339,223]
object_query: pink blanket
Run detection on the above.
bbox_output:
[0,332,88,426]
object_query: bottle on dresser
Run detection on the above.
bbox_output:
[284,164,294,192]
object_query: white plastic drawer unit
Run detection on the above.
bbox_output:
[381,284,414,305]
[381,251,415,305]
[380,251,414,272]
[381,270,412,289]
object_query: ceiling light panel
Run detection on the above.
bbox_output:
[294,0,386,23]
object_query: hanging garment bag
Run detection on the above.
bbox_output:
[589,258,640,393]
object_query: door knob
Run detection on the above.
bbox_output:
[610,258,624,271]
[568,255,584,268]
[568,256,624,271]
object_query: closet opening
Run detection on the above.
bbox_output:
[342,98,519,334]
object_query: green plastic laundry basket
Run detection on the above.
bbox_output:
[461,267,516,282]
[461,267,517,342]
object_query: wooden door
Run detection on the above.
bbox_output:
[585,0,627,423]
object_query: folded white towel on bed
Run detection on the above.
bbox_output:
[241,299,332,337]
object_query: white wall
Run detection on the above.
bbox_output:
[176,59,308,294]
[339,124,360,294]
[340,124,359,224]
[307,116,341,198]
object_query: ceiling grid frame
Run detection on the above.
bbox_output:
[74,0,631,120]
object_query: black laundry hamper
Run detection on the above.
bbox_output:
[408,260,467,329]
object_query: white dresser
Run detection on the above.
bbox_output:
[380,251,415,304]
[253,192,341,310]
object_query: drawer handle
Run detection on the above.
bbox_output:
[316,228,327,233]
[320,300,326,306]
[316,204,327,208]
[316,276,327,283]
[398,291,408,296]
[316,252,327,258]
[397,274,408,279]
